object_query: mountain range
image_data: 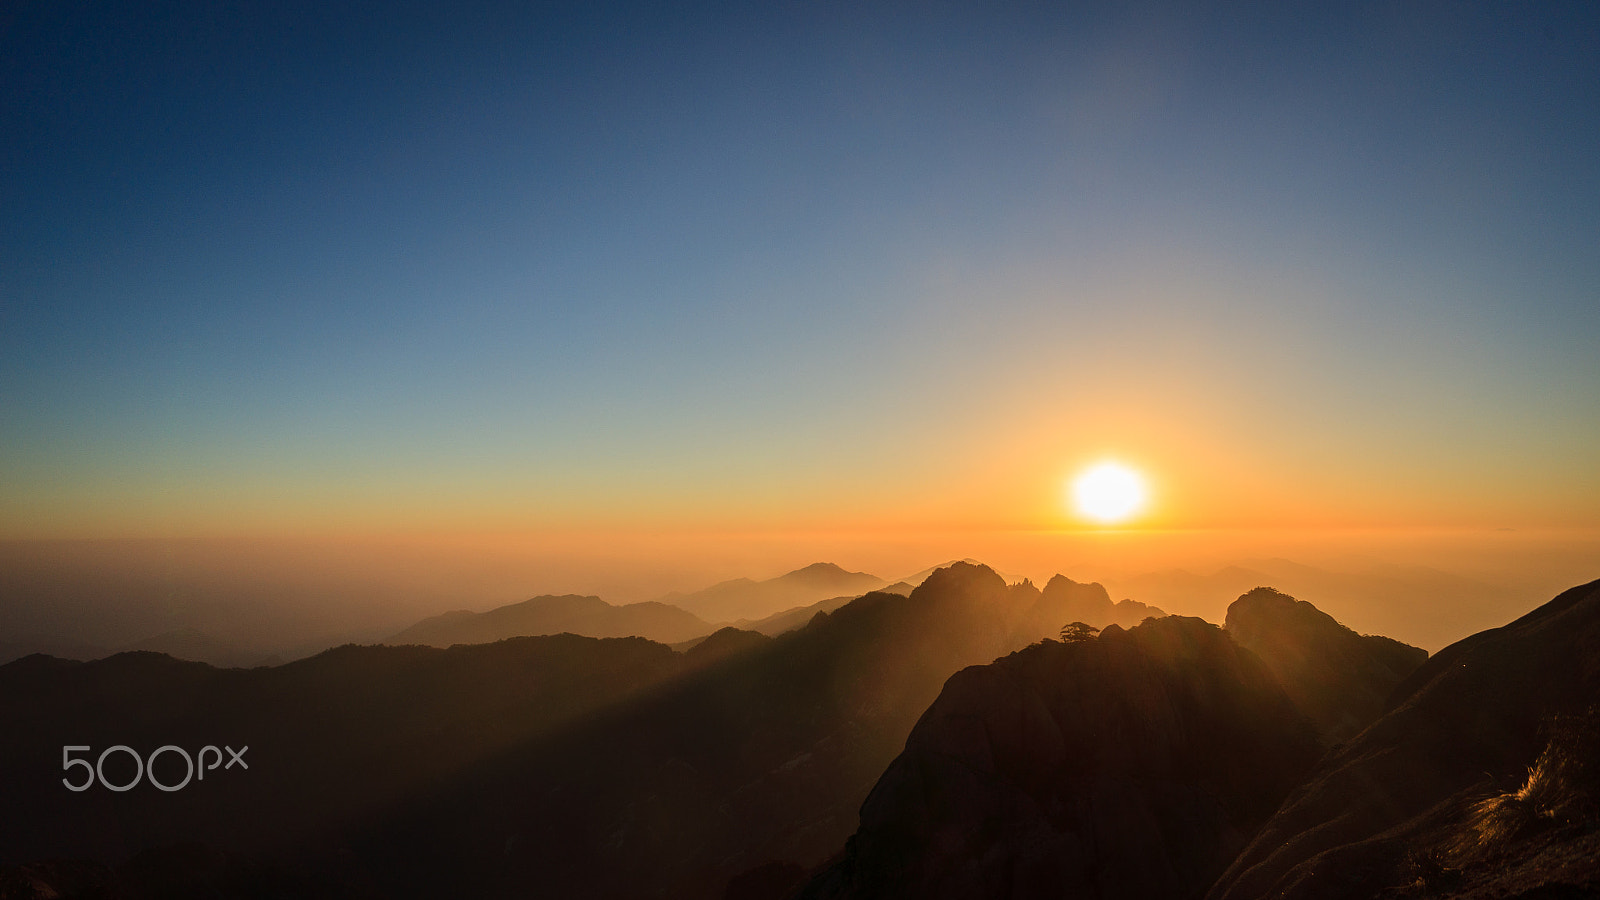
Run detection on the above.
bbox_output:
[0,555,1530,667]
[3,564,1596,899]
[383,565,922,649]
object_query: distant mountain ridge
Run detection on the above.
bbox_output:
[364,561,1162,653]
[384,563,896,649]
[123,628,284,669]
[0,635,112,666]
[0,629,282,669]
[657,562,887,622]
[387,593,712,647]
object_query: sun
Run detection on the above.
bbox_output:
[1069,462,1148,524]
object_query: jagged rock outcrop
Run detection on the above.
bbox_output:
[799,616,1322,900]
[1224,586,1428,742]
[1008,574,1165,645]
[1208,578,1600,900]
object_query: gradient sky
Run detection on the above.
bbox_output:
[4,0,1599,541]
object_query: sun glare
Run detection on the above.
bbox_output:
[1070,462,1148,524]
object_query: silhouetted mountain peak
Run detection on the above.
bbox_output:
[512,592,603,609]
[895,558,1017,587]
[781,562,869,583]
[1007,578,1042,604]
[1,652,79,675]
[1233,584,1291,605]
[1225,586,1427,742]
[911,560,1007,601]
[1041,572,1110,599]
[999,572,1167,647]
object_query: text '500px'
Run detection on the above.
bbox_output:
[62,744,248,792]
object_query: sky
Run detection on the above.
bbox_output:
[3,0,1599,579]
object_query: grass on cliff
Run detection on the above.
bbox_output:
[1454,707,1600,857]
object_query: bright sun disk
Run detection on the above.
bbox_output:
[1070,462,1147,524]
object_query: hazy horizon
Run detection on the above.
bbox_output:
[4,527,1596,656]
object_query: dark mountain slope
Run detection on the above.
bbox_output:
[1225,586,1428,742]
[798,616,1322,900]
[0,634,687,868]
[387,593,712,646]
[1208,577,1600,900]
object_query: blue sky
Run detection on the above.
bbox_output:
[3,0,1598,536]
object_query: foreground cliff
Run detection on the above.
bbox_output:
[799,616,1324,900]
[1209,577,1600,900]
[792,582,1600,900]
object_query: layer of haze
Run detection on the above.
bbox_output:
[2,530,1596,656]
[3,2,1597,651]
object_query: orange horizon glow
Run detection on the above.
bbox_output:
[3,373,1596,542]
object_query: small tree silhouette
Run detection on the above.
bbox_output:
[1059,621,1099,643]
